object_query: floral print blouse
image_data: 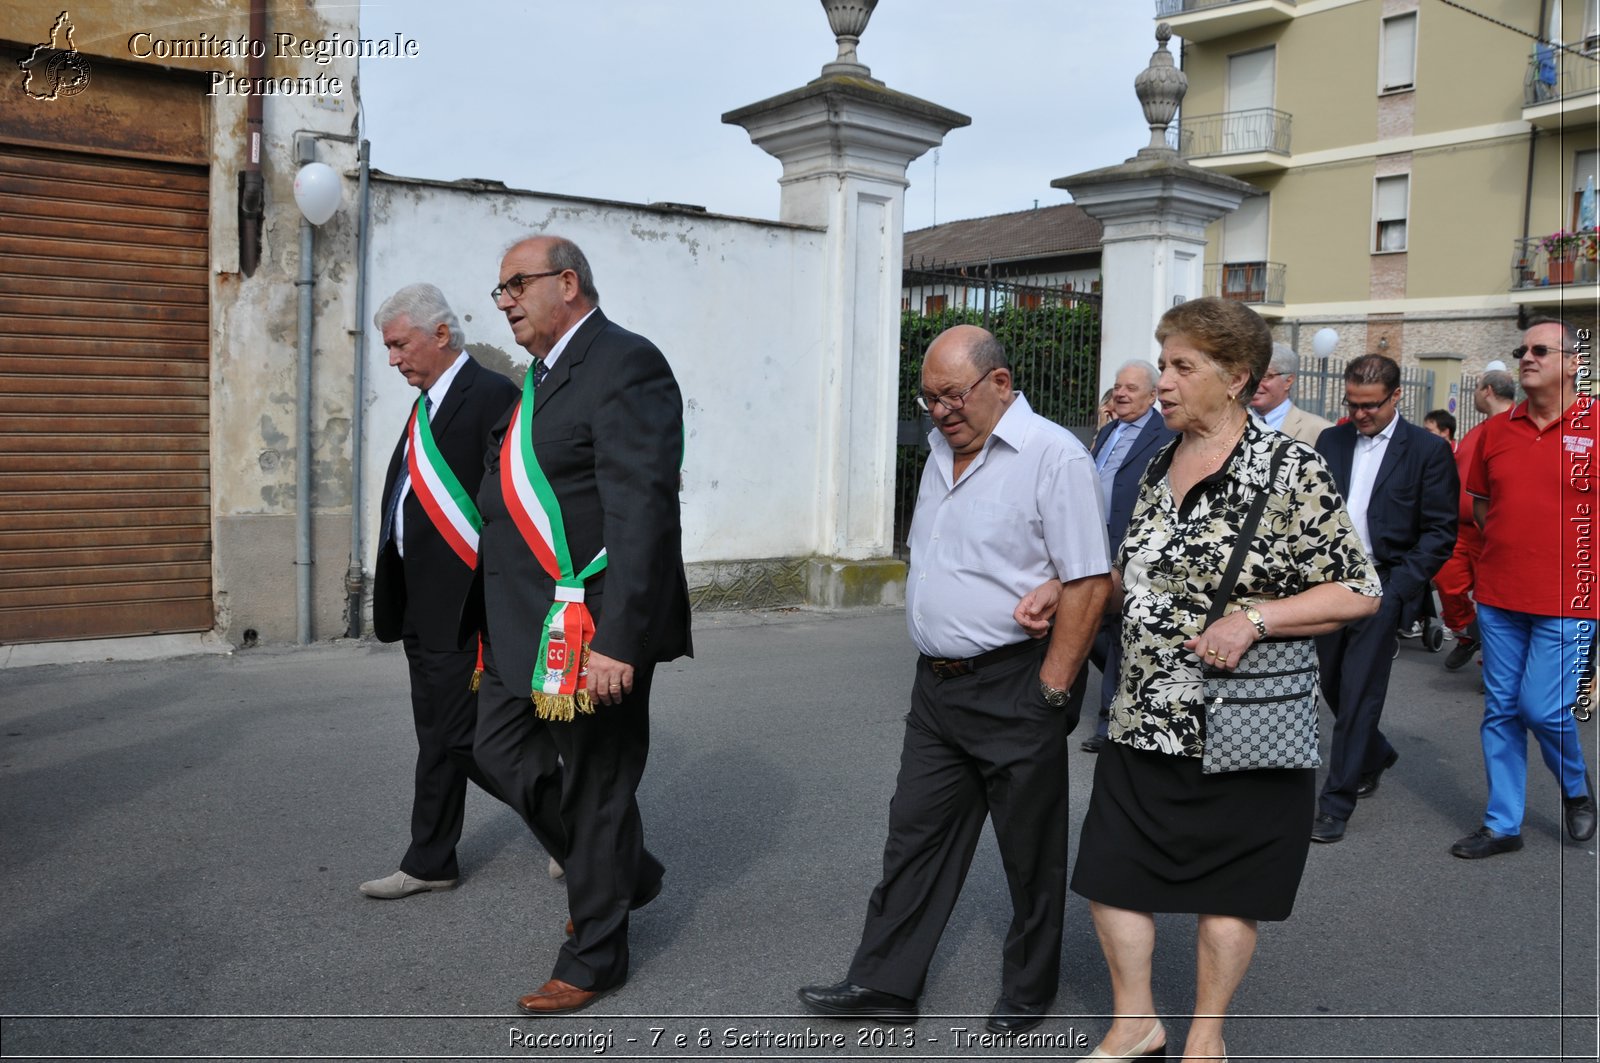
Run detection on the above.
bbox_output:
[1109,419,1382,758]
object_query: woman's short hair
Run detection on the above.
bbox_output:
[1154,297,1273,404]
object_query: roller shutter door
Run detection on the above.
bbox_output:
[0,144,212,642]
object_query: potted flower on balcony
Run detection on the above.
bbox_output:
[1542,230,1581,283]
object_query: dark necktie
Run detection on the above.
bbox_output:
[382,393,431,549]
[533,359,549,387]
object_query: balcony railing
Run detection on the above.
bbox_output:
[1509,235,1599,290]
[1206,261,1286,305]
[1177,108,1292,158]
[1524,45,1600,106]
[1155,0,1291,15]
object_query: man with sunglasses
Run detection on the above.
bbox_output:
[1453,318,1598,857]
[471,236,691,1013]
[1310,354,1458,844]
[799,325,1110,1035]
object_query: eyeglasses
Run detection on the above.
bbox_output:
[1344,393,1397,414]
[916,368,996,413]
[1512,344,1574,359]
[491,270,564,303]
[1260,372,1286,382]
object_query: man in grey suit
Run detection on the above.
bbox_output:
[472,236,691,1016]
[1252,343,1333,445]
[1081,360,1176,753]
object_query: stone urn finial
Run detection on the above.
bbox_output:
[1134,23,1187,158]
[819,0,879,80]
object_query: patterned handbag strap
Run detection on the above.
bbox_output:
[1204,440,1291,629]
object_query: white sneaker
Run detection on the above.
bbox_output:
[548,856,565,880]
[358,870,458,899]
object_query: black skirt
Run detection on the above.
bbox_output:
[1070,739,1314,921]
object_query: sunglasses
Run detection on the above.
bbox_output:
[1512,344,1574,359]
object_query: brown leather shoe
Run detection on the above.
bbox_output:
[516,978,619,1016]
[564,917,574,937]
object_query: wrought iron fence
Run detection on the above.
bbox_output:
[896,259,1102,557]
[1205,261,1287,305]
[1177,108,1293,158]
[1155,0,1283,15]
[1523,45,1600,106]
[1509,235,1599,290]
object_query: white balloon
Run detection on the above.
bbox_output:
[293,162,341,225]
[1485,360,1507,372]
[1311,327,1339,359]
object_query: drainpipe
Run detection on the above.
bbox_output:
[238,0,265,275]
[345,139,371,638]
[295,138,317,645]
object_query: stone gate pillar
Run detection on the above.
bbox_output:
[1053,24,1258,396]
[723,1,967,606]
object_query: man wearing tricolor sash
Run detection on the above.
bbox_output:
[360,284,542,901]
[474,237,692,1016]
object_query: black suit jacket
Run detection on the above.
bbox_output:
[1091,413,1178,550]
[372,356,520,649]
[1314,417,1458,611]
[476,310,692,694]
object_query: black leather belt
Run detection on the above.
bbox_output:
[922,638,1038,679]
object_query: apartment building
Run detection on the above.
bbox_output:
[1160,0,1598,404]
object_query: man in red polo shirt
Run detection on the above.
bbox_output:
[1453,317,1598,858]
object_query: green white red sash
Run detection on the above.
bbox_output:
[498,368,608,721]
[406,394,481,568]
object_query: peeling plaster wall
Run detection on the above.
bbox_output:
[363,177,828,583]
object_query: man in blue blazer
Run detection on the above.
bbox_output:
[1081,360,1176,752]
[1311,354,1457,843]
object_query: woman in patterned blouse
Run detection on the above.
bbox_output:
[1060,299,1380,1062]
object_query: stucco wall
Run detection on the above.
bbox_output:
[362,176,829,587]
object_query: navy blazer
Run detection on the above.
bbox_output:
[1092,412,1178,550]
[1314,416,1458,610]
[475,309,692,694]
[372,356,519,650]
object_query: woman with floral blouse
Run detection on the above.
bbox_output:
[1070,299,1380,1062]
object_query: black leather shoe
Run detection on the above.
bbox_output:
[1450,826,1523,859]
[798,981,917,1021]
[1310,813,1346,843]
[1080,734,1106,754]
[1356,749,1400,799]
[1565,780,1597,842]
[986,999,1046,1036]
[1444,636,1479,671]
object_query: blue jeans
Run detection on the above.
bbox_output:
[1476,603,1593,834]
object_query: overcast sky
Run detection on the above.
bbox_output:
[358,1,1160,230]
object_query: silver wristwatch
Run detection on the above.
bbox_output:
[1040,681,1069,707]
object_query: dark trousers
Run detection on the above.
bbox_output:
[399,623,505,881]
[847,643,1074,1008]
[1315,590,1402,821]
[1087,618,1121,737]
[473,638,663,992]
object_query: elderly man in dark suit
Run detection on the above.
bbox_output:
[1080,359,1176,753]
[1311,354,1457,843]
[360,283,525,899]
[472,236,691,1016]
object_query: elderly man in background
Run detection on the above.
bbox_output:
[1436,369,1516,671]
[1252,342,1333,445]
[1081,359,1176,753]
[799,324,1110,1035]
[360,284,530,900]
[1453,318,1597,858]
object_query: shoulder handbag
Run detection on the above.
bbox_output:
[1199,442,1322,775]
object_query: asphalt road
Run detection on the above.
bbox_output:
[0,607,1594,1062]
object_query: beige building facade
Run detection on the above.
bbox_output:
[1162,0,1598,412]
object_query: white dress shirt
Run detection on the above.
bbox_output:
[542,307,598,372]
[1346,414,1400,556]
[393,350,469,555]
[905,393,1110,659]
